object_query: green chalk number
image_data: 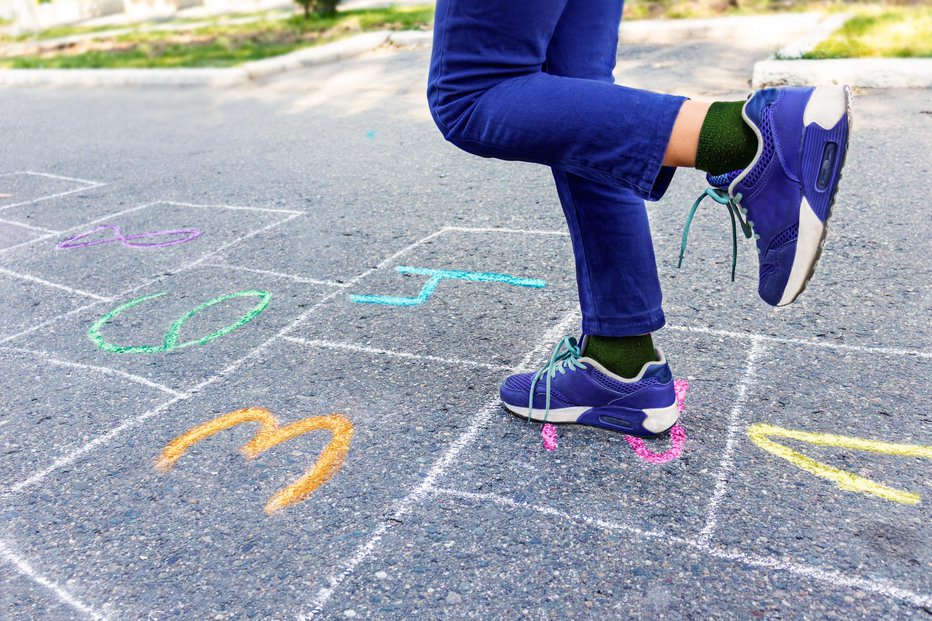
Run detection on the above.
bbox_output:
[89,290,272,354]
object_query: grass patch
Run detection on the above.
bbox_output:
[622,0,845,21]
[0,4,434,68]
[804,5,932,58]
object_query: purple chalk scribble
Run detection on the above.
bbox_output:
[57,224,203,250]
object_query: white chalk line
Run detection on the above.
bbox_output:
[433,487,676,541]
[162,200,303,216]
[2,226,460,497]
[0,217,61,235]
[431,488,932,609]
[0,346,187,398]
[0,266,112,302]
[301,308,581,619]
[0,303,98,345]
[0,539,109,621]
[374,228,449,269]
[0,180,107,213]
[665,324,930,359]
[207,263,349,288]
[2,170,106,186]
[281,336,512,371]
[441,225,570,237]
[695,338,765,548]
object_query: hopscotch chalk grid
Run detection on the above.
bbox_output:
[0,215,930,619]
[0,200,304,302]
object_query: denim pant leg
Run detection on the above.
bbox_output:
[427,0,686,199]
[547,0,666,336]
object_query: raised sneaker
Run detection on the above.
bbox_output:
[680,86,852,306]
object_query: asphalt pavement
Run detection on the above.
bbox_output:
[0,37,930,620]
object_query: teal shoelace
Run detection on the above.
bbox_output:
[527,336,589,424]
[678,187,759,281]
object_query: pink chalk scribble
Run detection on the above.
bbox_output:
[623,379,689,464]
[541,423,558,451]
[539,379,690,463]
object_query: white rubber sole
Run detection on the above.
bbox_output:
[776,86,851,307]
[502,402,680,435]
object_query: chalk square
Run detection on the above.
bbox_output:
[291,228,578,367]
[434,330,748,539]
[3,265,332,392]
[0,172,101,213]
[0,221,43,251]
[325,494,918,619]
[0,338,501,620]
[0,349,170,489]
[0,273,91,342]
[0,202,294,299]
[711,345,932,593]
[212,212,434,284]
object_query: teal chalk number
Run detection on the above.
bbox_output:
[351,266,546,306]
[89,290,272,354]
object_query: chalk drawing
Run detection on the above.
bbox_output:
[624,379,689,464]
[157,408,354,513]
[748,423,932,505]
[541,423,558,451]
[58,224,202,250]
[351,266,546,306]
[540,379,689,464]
[89,290,271,354]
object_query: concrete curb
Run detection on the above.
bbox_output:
[753,58,932,88]
[242,31,390,80]
[752,10,932,88]
[0,67,248,86]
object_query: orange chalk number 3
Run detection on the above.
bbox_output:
[156,408,354,514]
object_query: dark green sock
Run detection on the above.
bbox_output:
[585,334,657,379]
[695,101,758,176]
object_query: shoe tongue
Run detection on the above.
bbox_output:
[706,169,743,190]
[578,334,590,356]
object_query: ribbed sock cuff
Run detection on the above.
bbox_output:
[696,101,758,176]
[585,334,656,379]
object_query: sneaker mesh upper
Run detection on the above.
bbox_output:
[768,223,799,251]
[742,106,776,189]
[503,373,534,393]
[588,370,658,395]
[707,169,743,189]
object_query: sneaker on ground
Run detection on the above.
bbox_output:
[499,336,679,437]
[680,85,853,306]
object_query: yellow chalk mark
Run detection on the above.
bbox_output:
[748,423,932,505]
[157,407,354,514]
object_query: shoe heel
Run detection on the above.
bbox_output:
[801,87,851,221]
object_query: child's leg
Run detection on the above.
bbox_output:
[427,0,687,200]
[545,0,663,377]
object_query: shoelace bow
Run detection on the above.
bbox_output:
[527,336,588,424]
[677,187,760,281]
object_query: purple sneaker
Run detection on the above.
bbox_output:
[679,86,852,306]
[499,336,679,438]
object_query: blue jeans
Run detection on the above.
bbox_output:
[427,0,687,336]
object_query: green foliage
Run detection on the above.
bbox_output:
[804,5,932,57]
[0,5,435,68]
